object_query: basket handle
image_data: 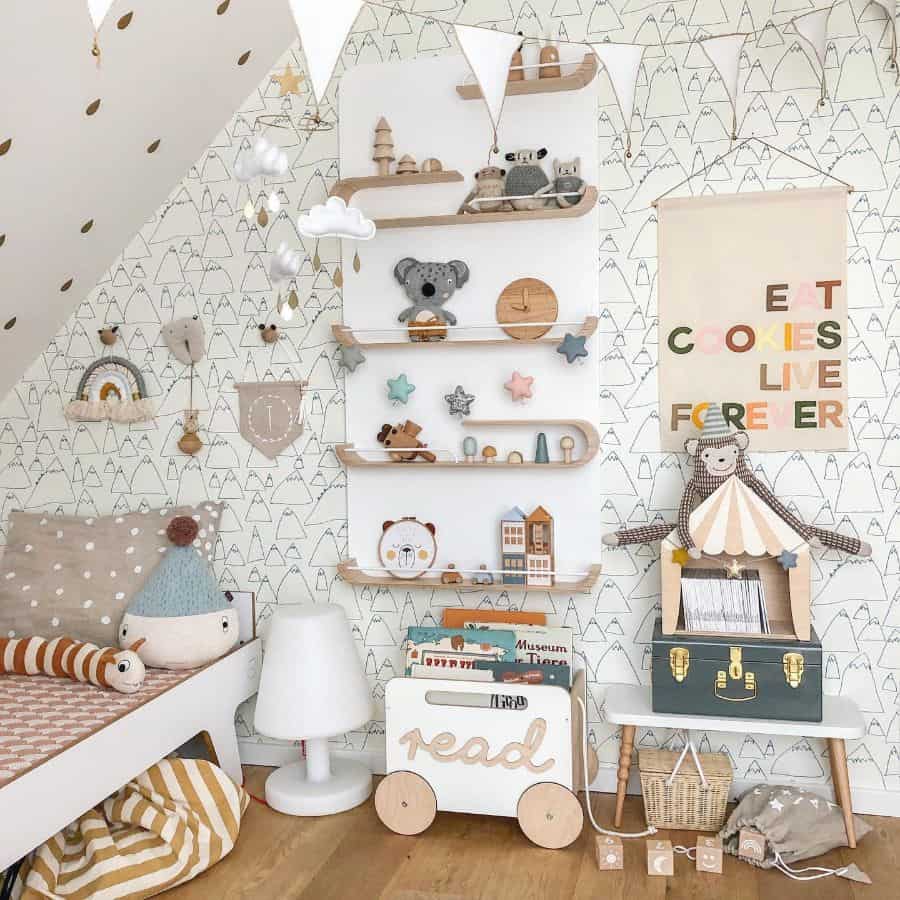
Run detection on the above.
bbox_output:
[664,737,709,790]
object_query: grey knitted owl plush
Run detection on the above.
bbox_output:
[503,148,553,210]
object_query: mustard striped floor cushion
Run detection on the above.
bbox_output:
[13,758,248,899]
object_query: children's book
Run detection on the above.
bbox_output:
[462,622,573,670]
[404,626,516,679]
[473,661,571,686]
[442,608,547,628]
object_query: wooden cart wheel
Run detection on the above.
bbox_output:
[374,771,437,836]
[516,782,584,849]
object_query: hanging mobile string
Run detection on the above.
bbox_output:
[92,34,101,68]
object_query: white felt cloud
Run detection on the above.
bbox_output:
[298,196,376,240]
[233,137,289,182]
[270,243,302,285]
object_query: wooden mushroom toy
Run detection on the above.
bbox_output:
[560,435,575,464]
[482,445,497,464]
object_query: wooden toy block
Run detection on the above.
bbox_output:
[738,828,766,862]
[695,835,723,874]
[594,835,623,871]
[646,839,673,876]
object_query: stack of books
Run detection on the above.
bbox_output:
[680,568,770,634]
[404,609,573,686]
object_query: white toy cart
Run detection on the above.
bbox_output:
[375,670,597,849]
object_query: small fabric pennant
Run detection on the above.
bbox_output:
[697,34,747,136]
[590,43,644,156]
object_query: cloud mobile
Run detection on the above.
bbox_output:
[298,196,377,240]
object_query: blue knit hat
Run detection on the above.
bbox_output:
[126,517,227,618]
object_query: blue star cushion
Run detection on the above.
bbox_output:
[557,332,588,363]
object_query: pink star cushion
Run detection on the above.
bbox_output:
[504,371,534,402]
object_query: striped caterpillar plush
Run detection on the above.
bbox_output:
[0,636,147,693]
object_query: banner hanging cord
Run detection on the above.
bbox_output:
[651,136,854,208]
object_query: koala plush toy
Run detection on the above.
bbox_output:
[393,258,470,338]
[553,157,586,208]
[503,148,553,210]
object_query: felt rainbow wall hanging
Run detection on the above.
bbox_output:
[65,356,155,423]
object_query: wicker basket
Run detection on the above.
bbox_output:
[638,748,732,831]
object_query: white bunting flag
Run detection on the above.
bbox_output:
[697,34,747,137]
[289,0,363,105]
[875,1,898,71]
[792,7,832,103]
[87,0,114,31]
[453,24,523,146]
[590,43,644,157]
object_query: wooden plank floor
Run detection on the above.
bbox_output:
[167,767,895,899]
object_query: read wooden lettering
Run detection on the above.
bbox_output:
[399,718,555,773]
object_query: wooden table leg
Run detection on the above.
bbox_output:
[614,724,636,828]
[827,737,856,849]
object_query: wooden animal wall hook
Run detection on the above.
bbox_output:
[259,323,279,344]
[98,325,119,346]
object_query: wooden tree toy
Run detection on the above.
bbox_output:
[647,839,674,876]
[539,38,561,79]
[462,436,477,463]
[373,117,395,176]
[396,154,419,175]
[696,836,723,874]
[508,32,524,82]
[595,835,623,871]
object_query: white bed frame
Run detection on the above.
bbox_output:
[0,639,261,870]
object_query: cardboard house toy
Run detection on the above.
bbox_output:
[500,507,527,585]
[525,506,554,587]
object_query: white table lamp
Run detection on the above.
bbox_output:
[254,604,373,815]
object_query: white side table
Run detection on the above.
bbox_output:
[603,684,865,846]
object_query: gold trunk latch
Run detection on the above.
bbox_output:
[783,652,804,688]
[669,647,690,682]
[728,646,743,680]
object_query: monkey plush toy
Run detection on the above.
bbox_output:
[602,403,871,558]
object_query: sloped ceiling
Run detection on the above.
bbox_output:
[0,0,295,401]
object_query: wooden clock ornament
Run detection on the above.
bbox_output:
[379,518,437,579]
[496,278,558,340]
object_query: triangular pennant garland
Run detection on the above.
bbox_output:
[289,0,363,105]
[453,24,523,151]
[697,34,747,137]
[590,43,645,158]
[792,6,832,103]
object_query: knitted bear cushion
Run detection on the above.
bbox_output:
[0,503,223,647]
[119,516,238,670]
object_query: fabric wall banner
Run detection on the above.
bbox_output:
[658,187,849,451]
[236,381,306,459]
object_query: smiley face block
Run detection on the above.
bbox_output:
[647,839,673,876]
[738,829,766,862]
[695,835,723,874]
[594,835,623,871]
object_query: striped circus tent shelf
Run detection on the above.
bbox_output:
[682,475,807,557]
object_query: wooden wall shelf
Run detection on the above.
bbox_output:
[329,171,464,204]
[336,419,599,469]
[456,53,598,99]
[332,316,598,350]
[337,558,602,593]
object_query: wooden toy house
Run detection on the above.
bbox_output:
[525,506,554,588]
[660,475,811,641]
[500,507,527,585]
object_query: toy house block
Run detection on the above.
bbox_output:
[660,476,811,641]
[525,505,554,587]
[695,835,723,874]
[594,835,623,871]
[738,829,766,862]
[646,839,673,876]
[500,507,527,585]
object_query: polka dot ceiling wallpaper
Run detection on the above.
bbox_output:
[3,0,900,803]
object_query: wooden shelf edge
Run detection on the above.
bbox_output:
[331,315,598,350]
[456,53,598,100]
[337,558,602,593]
[330,171,464,204]
[374,186,598,230]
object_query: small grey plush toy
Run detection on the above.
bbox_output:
[393,258,470,335]
[553,157,586,208]
[503,148,553,210]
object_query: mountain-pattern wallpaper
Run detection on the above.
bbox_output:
[2,0,900,797]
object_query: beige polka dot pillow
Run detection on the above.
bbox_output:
[0,503,223,647]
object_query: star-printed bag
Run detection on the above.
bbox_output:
[720,784,872,882]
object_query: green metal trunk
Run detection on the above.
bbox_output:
[651,619,823,723]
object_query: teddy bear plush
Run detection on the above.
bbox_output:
[457,166,511,214]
